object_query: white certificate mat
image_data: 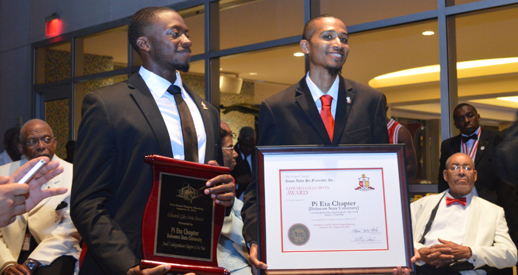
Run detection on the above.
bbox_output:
[257,145,413,274]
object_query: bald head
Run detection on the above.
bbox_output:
[443,153,477,198]
[19,119,57,160]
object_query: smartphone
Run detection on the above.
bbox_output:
[18,159,47,184]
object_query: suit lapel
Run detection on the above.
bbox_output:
[462,196,480,247]
[333,77,354,145]
[183,83,215,163]
[475,130,489,167]
[127,74,173,157]
[31,171,62,212]
[451,135,462,154]
[295,78,331,143]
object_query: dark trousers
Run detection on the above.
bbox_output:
[34,256,76,275]
[416,264,461,275]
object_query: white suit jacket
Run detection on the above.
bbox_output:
[411,191,517,271]
[0,156,80,273]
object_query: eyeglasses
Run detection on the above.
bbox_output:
[222,145,234,151]
[448,164,474,172]
[25,136,55,148]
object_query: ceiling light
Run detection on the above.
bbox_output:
[422,31,434,36]
[293,52,305,57]
[497,96,518,103]
[249,72,258,75]
[369,57,518,88]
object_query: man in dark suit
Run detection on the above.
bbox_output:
[438,103,502,202]
[71,7,235,275]
[241,14,389,271]
[438,103,518,275]
[231,127,255,200]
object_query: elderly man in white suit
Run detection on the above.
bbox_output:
[0,119,80,275]
[411,152,517,275]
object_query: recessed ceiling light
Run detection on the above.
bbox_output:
[293,52,305,57]
[249,72,258,76]
[219,68,223,71]
[422,31,435,36]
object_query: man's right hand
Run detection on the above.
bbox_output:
[418,246,454,267]
[249,243,267,275]
[4,264,29,275]
[126,265,196,275]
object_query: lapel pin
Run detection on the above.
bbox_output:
[480,146,485,151]
[346,96,352,104]
[201,102,208,110]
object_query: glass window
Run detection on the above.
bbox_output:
[455,5,518,131]
[75,26,128,77]
[179,5,205,56]
[35,41,72,84]
[347,20,440,187]
[217,44,304,137]
[73,75,128,137]
[454,0,482,5]
[181,59,206,100]
[45,98,69,158]
[220,0,304,49]
[320,0,436,26]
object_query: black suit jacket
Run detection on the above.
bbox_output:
[230,143,255,199]
[494,122,518,232]
[241,76,389,243]
[71,74,221,275]
[437,129,501,204]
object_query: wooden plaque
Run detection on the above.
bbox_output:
[142,155,230,275]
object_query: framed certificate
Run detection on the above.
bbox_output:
[257,145,413,274]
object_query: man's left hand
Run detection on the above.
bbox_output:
[431,238,472,261]
[204,174,235,207]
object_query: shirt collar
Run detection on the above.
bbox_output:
[139,66,184,98]
[305,72,339,103]
[461,126,481,137]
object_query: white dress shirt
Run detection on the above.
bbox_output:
[305,72,339,119]
[422,191,484,274]
[140,67,206,163]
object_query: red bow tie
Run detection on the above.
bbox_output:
[446,197,467,206]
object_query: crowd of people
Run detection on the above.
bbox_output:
[0,6,516,275]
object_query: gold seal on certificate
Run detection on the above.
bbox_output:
[288,223,310,246]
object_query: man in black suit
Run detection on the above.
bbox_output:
[71,7,235,275]
[231,127,255,200]
[438,103,501,202]
[438,103,518,275]
[241,14,389,271]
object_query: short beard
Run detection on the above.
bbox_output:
[326,65,342,76]
[153,43,190,73]
[173,61,190,73]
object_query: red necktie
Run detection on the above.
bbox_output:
[446,197,466,206]
[320,95,334,142]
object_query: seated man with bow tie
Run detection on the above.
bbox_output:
[412,152,517,275]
